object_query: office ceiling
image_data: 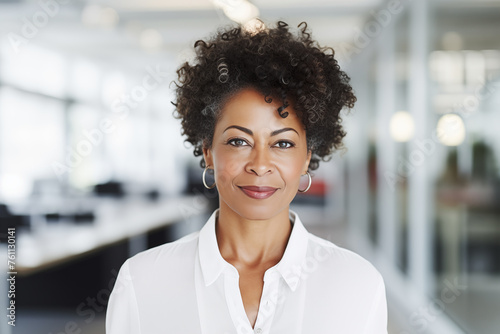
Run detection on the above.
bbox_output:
[0,0,384,70]
[0,0,499,73]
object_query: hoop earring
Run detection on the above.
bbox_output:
[202,166,216,189]
[298,171,312,193]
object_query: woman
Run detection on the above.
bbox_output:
[106,20,388,333]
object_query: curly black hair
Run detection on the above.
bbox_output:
[170,20,356,174]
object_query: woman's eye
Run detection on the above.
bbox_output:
[228,138,248,147]
[275,141,294,149]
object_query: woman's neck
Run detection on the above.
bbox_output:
[215,202,293,269]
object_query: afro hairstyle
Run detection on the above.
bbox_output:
[170,20,356,174]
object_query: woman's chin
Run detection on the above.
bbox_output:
[221,199,289,221]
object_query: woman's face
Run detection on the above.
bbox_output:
[203,86,312,220]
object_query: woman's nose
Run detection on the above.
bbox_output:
[246,144,274,176]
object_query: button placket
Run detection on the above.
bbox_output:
[253,270,280,334]
[223,268,254,334]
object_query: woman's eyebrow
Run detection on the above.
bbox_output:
[223,125,299,136]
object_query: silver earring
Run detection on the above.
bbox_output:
[203,166,216,189]
[298,171,312,193]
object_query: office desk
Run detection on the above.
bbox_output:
[14,194,208,275]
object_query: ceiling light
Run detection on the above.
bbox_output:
[211,0,259,25]
[437,114,466,146]
[389,111,414,142]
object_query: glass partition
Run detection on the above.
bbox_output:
[430,6,500,331]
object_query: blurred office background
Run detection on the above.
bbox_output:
[0,0,499,333]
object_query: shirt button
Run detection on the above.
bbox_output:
[255,328,262,334]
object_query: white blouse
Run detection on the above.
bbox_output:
[106,208,388,334]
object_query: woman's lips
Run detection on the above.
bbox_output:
[238,186,278,199]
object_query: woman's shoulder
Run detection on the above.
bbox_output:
[305,232,384,283]
[126,230,200,274]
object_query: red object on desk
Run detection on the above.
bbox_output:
[299,178,328,196]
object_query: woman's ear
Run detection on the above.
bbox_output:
[304,149,312,174]
[202,143,213,167]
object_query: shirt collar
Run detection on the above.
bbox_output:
[198,208,309,292]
